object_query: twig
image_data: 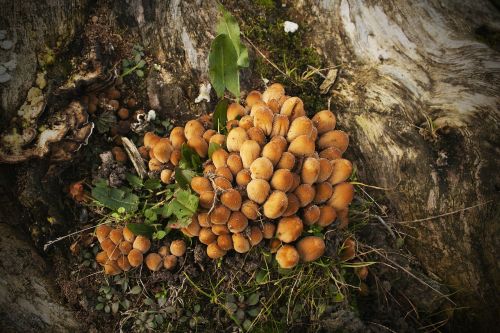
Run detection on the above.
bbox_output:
[373,214,396,239]
[396,201,492,224]
[43,221,112,251]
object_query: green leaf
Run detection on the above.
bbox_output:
[243,319,252,331]
[180,144,202,170]
[136,69,144,77]
[247,307,260,317]
[216,7,240,53]
[237,43,249,68]
[126,223,154,237]
[129,285,142,295]
[208,142,222,159]
[95,303,104,310]
[255,270,269,284]
[153,230,167,240]
[91,181,139,212]
[247,293,260,306]
[136,59,146,69]
[144,178,162,191]
[174,167,197,189]
[208,34,239,98]
[212,98,229,133]
[126,173,143,189]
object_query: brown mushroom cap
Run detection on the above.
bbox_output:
[311,110,336,134]
[184,215,201,237]
[239,115,254,130]
[212,148,229,169]
[280,97,305,121]
[262,141,285,166]
[287,116,314,142]
[303,205,321,225]
[317,205,337,227]
[227,103,246,121]
[209,133,226,146]
[227,211,249,233]
[119,240,133,254]
[101,238,120,260]
[112,146,127,162]
[145,253,163,271]
[240,140,261,169]
[170,149,181,166]
[232,233,251,253]
[319,147,343,160]
[317,158,334,182]
[163,254,178,270]
[199,227,218,245]
[317,130,349,153]
[158,245,170,257]
[199,191,215,209]
[96,225,112,243]
[276,245,300,269]
[246,127,266,146]
[217,234,234,251]
[144,132,161,149]
[169,126,186,149]
[184,120,205,141]
[241,200,260,220]
[207,242,227,259]
[262,223,276,239]
[220,189,242,211]
[160,169,173,184]
[339,238,356,261]
[269,238,282,253]
[263,191,289,219]
[117,255,131,271]
[314,182,333,204]
[276,216,304,243]
[301,157,321,184]
[227,153,243,175]
[270,136,288,152]
[277,152,296,170]
[328,182,355,210]
[148,158,163,171]
[187,136,208,158]
[246,90,263,107]
[133,235,151,253]
[253,107,274,135]
[96,251,109,266]
[296,236,325,262]
[197,212,210,228]
[329,159,353,185]
[288,135,315,157]
[226,127,249,152]
[262,83,285,103]
[250,157,274,180]
[247,179,271,204]
[127,248,144,267]
[283,193,300,217]
[216,166,234,182]
[236,169,252,187]
[270,169,294,192]
[203,129,217,143]
[211,224,230,235]
[191,177,213,194]
[248,226,264,246]
[104,261,122,275]
[271,114,290,137]
[214,176,233,190]
[153,138,173,163]
[294,184,316,207]
[210,205,231,225]
[170,239,187,257]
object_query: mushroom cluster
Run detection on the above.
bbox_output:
[95,225,186,275]
[136,83,355,269]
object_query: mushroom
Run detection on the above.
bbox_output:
[209,133,226,146]
[294,184,316,207]
[191,177,213,194]
[96,225,112,243]
[250,157,274,180]
[270,136,288,152]
[236,169,252,186]
[199,191,215,209]
[317,130,349,153]
[283,193,300,217]
[339,238,356,261]
[144,132,161,149]
[145,253,163,271]
[240,140,261,169]
[329,159,353,185]
[104,261,122,275]
[262,140,284,166]
[287,116,314,142]
[246,90,262,107]
[220,188,242,211]
[232,233,251,253]
[317,158,333,182]
[214,177,232,190]
[246,179,271,204]
[277,152,296,170]
[163,255,178,270]
[210,205,231,225]
[328,182,354,210]
[183,215,201,237]
[296,236,325,262]
[241,199,259,220]
[169,126,186,149]
[262,83,285,103]
[117,255,131,271]
[301,157,320,184]
[127,249,144,267]
[119,240,133,254]
[248,226,264,246]
[227,211,248,233]
[276,216,303,243]
[288,135,315,157]
[199,228,217,245]
[216,166,234,182]
[269,238,282,253]
[158,246,170,257]
[217,234,234,251]
[280,97,305,120]
[276,245,300,269]
[184,120,205,140]
[112,146,127,162]
[148,158,163,171]
[207,242,227,259]
[153,138,173,163]
[270,169,294,192]
[271,114,290,137]
[319,147,342,160]
[170,149,181,166]
[227,153,243,175]
[123,226,135,242]
[96,251,109,266]
[170,240,187,257]
[239,115,254,130]
[227,103,246,121]
[246,127,266,146]
[226,127,248,152]
[133,235,151,253]
[187,136,208,158]
[311,110,336,134]
[253,107,274,135]
[101,238,120,260]
[314,182,333,204]
[263,191,288,219]
[197,212,211,228]
[203,129,217,142]
[211,224,230,235]
[212,148,229,168]
[262,223,276,239]
[160,169,173,184]
[303,205,320,225]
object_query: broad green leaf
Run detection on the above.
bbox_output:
[126,173,143,189]
[247,293,260,306]
[175,167,198,189]
[208,34,239,98]
[212,98,229,133]
[164,190,199,228]
[216,7,249,69]
[126,223,154,237]
[180,144,202,171]
[237,42,249,68]
[208,142,221,159]
[91,181,139,212]
[144,178,162,190]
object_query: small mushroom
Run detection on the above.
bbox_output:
[191,177,213,194]
[296,236,325,262]
[127,249,144,267]
[216,166,234,182]
[117,255,131,271]
[199,191,215,209]
[328,182,354,210]
[288,135,315,157]
[160,169,173,184]
[199,228,217,245]
[210,205,231,225]
[263,191,288,219]
[104,261,122,275]
[170,239,187,257]
[207,242,227,259]
[276,245,300,269]
[317,205,337,227]
[262,223,276,239]
[250,157,274,180]
[246,90,262,107]
[271,114,290,137]
[294,184,316,207]
[277,152,295,170]
[240,140,261,169]
[270,169,294,192]
[262,140,284,166]
[96,225,112,243]
[144,132,161,149]
[317,130,349,153]
[239,115,254,130]
[329,159,353,185]
[211,224,230,235]
[301,157,320,184]
[163,255,178,270]
[283,193,300,217]
[314,182,333,204]
[226,127,248,152]
[317,158,333,182]
[236,169,252,186]
[217,234,233,251]
[311,110,336,134]
[221,189,242,211]
[96,251,109,266]
[158,246,170,257]
[303,205,320,225]
[212,148,229,168]
[253,107,274,135]
[227,211,248,233]
[227,153,243,175]
[319,147,343,160]
[246,179,270,204]
[145,253,163,271]
[169,127,186,149]
[262,83,285,103]
[276,216,303,243]
[209,133,226,146]
[241,200,259,220]
[184,120,205,141]
[123,226,135,242]
[280,97,305,120]
[227,103,246,121]
[287,116,314,142]
[248,226,264,246]
[187,136,208,158]
[133,235,151,253]
[232,233,251,253]
[246,127,266,146]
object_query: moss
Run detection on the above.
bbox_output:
[224,1,326,115]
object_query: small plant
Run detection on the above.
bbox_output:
[95,275,136,314]
[122,44,146,78]
[208,6,249,100]
[225,292,262,331]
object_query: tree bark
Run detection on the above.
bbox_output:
[0,0,498,331]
